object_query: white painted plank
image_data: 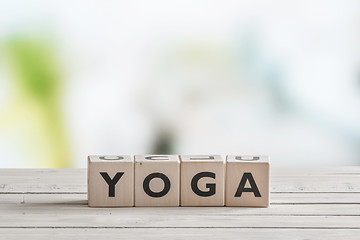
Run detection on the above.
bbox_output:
[0,213,358,228]
[1,169,360,193]
[1,167,359,177]
[2,198,360,215]
[2,192,360,204]
[270,175,360,192]
[0,169,86,193]
[0,168,359,236]
[0,199,360,227]
[1,228,360,240]
[272,167,360,175]
[1,194,360,211]
[271,192,360,204]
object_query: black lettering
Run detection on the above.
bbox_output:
[145,156,169,160]
[190,156,215,160]
[235,172,261,197]
[99,156,124,160]
[100,172,124,197]
[191,172,216,197]
[235,156,260,161]
[143,172,171,197]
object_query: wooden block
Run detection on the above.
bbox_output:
[134,155,180,206]
[180,155,225,206]
[225,155,270,207]
[88,155,134,207]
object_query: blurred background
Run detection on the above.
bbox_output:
[1,0,360,167]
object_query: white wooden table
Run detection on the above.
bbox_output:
[1,167,359,239]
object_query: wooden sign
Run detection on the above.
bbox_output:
[88,155,270,207]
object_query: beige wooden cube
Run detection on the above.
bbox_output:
[180,155,225,206]
[135,155,180,206]
[88,155,134,207]
[225,155,270,207]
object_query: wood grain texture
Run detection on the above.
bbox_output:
[88,155,134,207]
[1,229,360,240]
[2,168,360,193]
[226,155,270,207]
[134,155,180,206]
[180,155,225,206]
[2,192,360,204]
[0,167,359,239]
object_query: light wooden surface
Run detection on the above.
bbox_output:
[0,167,359,239]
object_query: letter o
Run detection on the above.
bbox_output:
[143,172,171,198]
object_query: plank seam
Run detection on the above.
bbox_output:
[0,227,360,229]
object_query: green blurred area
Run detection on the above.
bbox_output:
[1,34,71,168]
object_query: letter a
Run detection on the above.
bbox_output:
[234,172,261,197]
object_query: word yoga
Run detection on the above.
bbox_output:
[88,155,270,207]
